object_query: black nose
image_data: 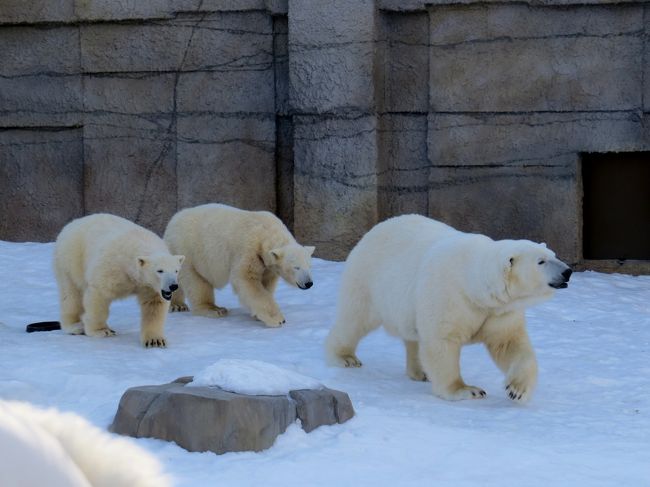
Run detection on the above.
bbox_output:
[562,268,572,281]
[169,284,178,292]
[304,281,313,289]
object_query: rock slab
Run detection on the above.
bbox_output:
[110,377,354,454]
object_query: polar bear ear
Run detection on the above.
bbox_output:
[268,248,285,263]
[176,255,185,266]
[261,247,284,267]
[305,246,315,256]
[137,257,148,267]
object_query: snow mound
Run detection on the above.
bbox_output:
[188,359,322,395]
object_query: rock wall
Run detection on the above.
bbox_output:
[1,1,282,238]
[1,0,648,270]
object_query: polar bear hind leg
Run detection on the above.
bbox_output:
[404,340,427,381]
[182,264,227,318]
[81,289,115,337]
[56,270,84,335]
[325,289,381,368]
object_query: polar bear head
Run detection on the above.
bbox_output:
[136,253,185,301]
[264,244,315,289]
[497,240,572,310]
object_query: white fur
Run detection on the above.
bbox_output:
[326,214,571,402]
[54,214,184,347]
[0,401,171,487]
[163,204,315,327]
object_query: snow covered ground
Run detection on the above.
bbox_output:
[0,240,649,487]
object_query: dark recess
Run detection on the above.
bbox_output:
[582,152,650,260]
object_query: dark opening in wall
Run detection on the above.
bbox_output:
[582,153,650,260]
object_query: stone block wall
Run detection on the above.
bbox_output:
[0,1,281,237]
[374,1,648,272]
[1,0,648,272]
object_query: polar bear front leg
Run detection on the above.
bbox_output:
[483,312,538,403]
[233,277,285,327]
[169,286,189,312]
[419,338,486,400]
[261,270,279,294]
[81,288,115,337]
[138,294,169,348]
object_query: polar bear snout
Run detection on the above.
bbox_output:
[295,269,313,289]
[160,277,179,300]
[549,262,572,289]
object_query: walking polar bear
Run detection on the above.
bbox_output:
[326,215,572,402]
[163,204,315,327]
[54,214,184,347]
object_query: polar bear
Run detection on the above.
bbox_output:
[0,400,170,487]
[325,214,572,402]
[54,214,184,347]
[163,204,315,327]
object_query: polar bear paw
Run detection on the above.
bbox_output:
[505,382,531,403]
[438,385,486,401]
[193,305,228,319]
[256,312,286,328]
[170,302,189,312]
[407,368,427,382]
[143,336,167,348]
[337,354,362,368]
[62,322,84,335]
[86,327,116,338]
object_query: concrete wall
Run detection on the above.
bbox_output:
[1,0,649,271]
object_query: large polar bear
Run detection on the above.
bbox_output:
[0,400,170,487]
[325,215,572,402]
[54,214,184,347]
[163,204,315,327]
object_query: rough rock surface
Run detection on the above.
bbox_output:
[2,0,649,271]
[110,377,355,454]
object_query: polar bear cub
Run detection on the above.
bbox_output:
[326,214,572,402]
[54,214,184,347]
[163,204,315,327]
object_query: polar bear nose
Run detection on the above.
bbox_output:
[561,268,572,282]
[304,281,313,289]
[169,284,178,292]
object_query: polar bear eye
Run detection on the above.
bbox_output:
[157,269,163,274]
[293,266,300,271]
[538,260,545,265]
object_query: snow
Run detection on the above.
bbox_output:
[0,240,649,487]
[188,358,322,394]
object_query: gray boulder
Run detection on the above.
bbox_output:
[110,377,354,454]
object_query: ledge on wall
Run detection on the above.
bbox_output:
[574,260,650,276]
[0,0,287,25]
[379,0,648,11]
